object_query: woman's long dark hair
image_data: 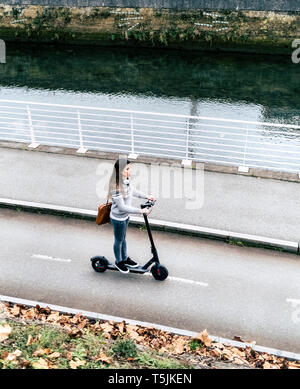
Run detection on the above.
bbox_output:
[108,158,131,199]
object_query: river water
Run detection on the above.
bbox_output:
[0,43,299,172]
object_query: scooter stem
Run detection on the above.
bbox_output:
[143,213,159,260]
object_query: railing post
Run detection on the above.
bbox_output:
[238,124,249,173]
[76,110,87,153]
[27,105,39,148]
[182,118,192,166]
[128,113,138,159]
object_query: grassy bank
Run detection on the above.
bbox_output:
[0,319,191,369]
[1,301,300,369]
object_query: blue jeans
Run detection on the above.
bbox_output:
[110,217,130,263]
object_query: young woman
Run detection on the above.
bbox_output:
[108,158,155,274]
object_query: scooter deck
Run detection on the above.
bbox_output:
[107,263,150,274]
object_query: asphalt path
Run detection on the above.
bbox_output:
[0,147,300,242]
[1,208,300,353]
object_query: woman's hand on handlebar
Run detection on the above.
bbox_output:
[141,207,153,216]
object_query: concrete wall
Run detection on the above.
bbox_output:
[0,0,299,12]
[0,3,298,54]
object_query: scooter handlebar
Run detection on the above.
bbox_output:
[141,199,156,209]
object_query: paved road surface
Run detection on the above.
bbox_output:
[1,208,300,353]
[0,147,299,242]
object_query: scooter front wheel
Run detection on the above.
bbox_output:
[91,256,108,273]
[151,264,168,281]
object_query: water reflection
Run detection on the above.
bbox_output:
[0,43,299,171]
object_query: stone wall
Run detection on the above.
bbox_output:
[0,3,298,54]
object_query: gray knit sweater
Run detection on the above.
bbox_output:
[110,178,149,221]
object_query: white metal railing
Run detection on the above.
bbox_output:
[0,99,300,174]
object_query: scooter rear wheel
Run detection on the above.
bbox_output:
[91,256,108,273]
[151,264,168,281]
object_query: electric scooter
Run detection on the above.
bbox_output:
[90,200,169,281]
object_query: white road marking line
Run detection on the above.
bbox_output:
[168,276,208,287]
[144,273,208,287]
[30,255,207,286]
[31,254,72,263]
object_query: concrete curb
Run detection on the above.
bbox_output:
[0,197,299,255]
[1,294,300,362]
